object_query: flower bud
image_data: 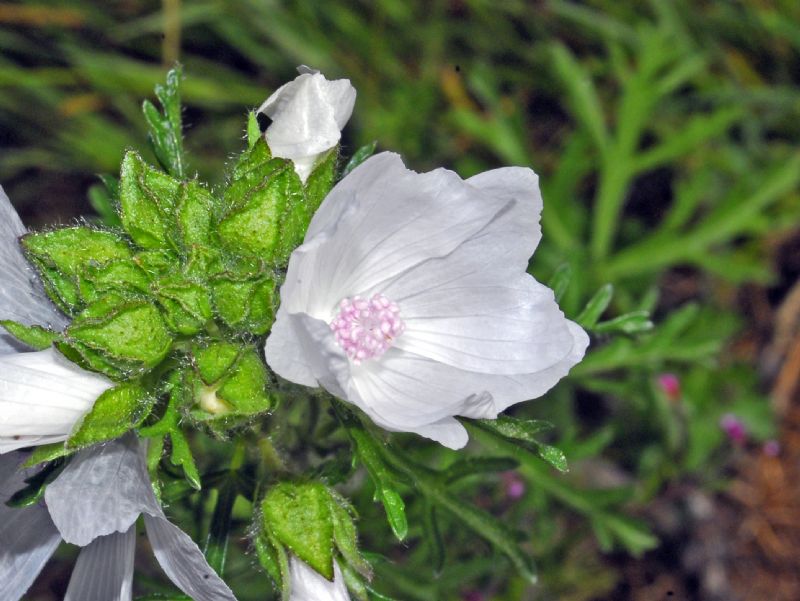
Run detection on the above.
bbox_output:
[258,67,356,182]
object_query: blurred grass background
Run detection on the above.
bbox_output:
[3,1,800,600]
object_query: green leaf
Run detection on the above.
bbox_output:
[68,383,155,449]
[22,442,73,468]
[87,177,122,228]
[342,141,377,177]
[119,151,181,249]
[0,320,59,350]
[536,443,569,473]
[334,405,408,541]
[547,263,571,303]
[143,66,185,179]
[477,415,554,443]
[550,43,608,154]
[261,482,335,580]
[593,310,653,334]
[422,502,445,575]
[575,284,614,328]
[67,295,173,369]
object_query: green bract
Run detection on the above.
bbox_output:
[259,481,368,587]
[15,72,340,463]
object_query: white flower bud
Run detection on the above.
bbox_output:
[289,556,351,601]
[258,66,356,183]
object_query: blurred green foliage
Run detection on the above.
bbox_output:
[3,1,800,600]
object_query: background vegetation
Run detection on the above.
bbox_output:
[2,1,799,599]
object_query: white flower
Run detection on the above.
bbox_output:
[265,153,589,449]
[0,348,112,453]
[258,66,356,182]
[289,556,351,601]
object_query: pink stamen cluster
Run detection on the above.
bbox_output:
[330,293,405,364]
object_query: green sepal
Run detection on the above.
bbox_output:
[274,148,338,263]
[168,428,201,490]
[218,157,300,261]
[84,260,151,297]
[152,274,212,335]
[56,339,138,380]
[192,341,240,385]
[119,151,181,248]
[189,346,273,422]
[176,180,215,250]
[22,226,133,311]
[255,531,290,600]
[133,249,176,278]
[67,383,156,449]
[210,261,277,335]
[232,135,272,181]
[246,111,262,150]
[261,482,335,580]
[67,294,173,370]
[22,442,74,468]
[330,492,371,578]
[0,320,59,350]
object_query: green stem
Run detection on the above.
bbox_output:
[203,439,245,576]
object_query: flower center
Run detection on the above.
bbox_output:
[330,293,405,364]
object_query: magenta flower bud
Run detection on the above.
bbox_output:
[719,413,747,445]
[657,373,681,399]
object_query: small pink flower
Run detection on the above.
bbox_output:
[462,591,485,601]
[719,413,747,445]
[501,471,526,501]
[657,373,681,399]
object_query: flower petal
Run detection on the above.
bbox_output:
[0,454,61,601]
[394,275,578,375]
[0,186,67,352]
[285,153,511,320]
[347,324,587,449]
[143,514,237,601]
[45,434,161,546]
[64,527,135,601]
[264,307,318,388]
[0,348,112,453]
[289,556,351,601]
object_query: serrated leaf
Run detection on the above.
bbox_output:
[576,284,614,328]
[68,383,155,449]
[143,66,185,179]
[261,482,335,580]
[0,320,59,350]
